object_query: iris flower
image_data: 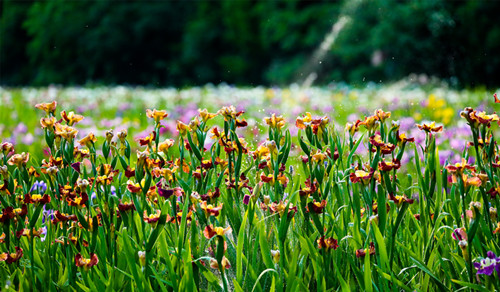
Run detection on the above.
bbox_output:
[474,251,500,277]
[350,169,374,185]
[75,253,99,271]
[317,236,339,250]
[0,247,23,264]
[461,107,499,128]
[35,101,57,115]
[295,112,312,129]
[308,200,327,214]
[198,109,217,122]
[158,139,175,153]
[452,227,467,241]
[378,159,401,171]
[218,106,242,121]
[143,210,161,226]
[118,202,135,213]
[346,120,363,136]
[176,121,190,136]
[30,181,47,194]
[78,132,97,147]
[200,188,220,201]
[360,115,378,131]
[264,114,286,130]
[61,111,84,126]
[40,117,56,130]
[146,109,168,123]
[356,242,375,258]
[374,109,391,122]
[7,152,30,168]
[210,257,231,270]
[15,228,44,239]
[416,122,443,133]
[203,225,232,239]
[24,193,51,205]
[200,201,223,217]
[54,123,78,141]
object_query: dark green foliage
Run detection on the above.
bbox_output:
[1,0,499,87]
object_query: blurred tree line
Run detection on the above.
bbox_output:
[1,0,500,87]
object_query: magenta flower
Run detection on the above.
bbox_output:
[243,194,250,205]
[452,227,467,241]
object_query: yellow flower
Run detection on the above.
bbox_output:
[416,122,442,133]
[252,144,270,160]
[311,151,327,163]
[271,250,280,263]
[176,121,190,136]
[218,106,238,121]
[264,114,286,130]
[55,123,78,141]
[7,152,30,167]
[374,109,391,122]
[189,117,200,132]
[295,112,312,129]
[360,115,379,131]
[427,94,445,108]
[146,109,168,123]
[264,140,277,156]
[440,107,455,125]
[413,112,422,121]
[40,117,57,130]
[61,111,84,126]
[105,129,114,142]
[345,120,363,136]
[277,173,288,185]
[198,109,217,122]
[349,169,374,185]
[462,174,482,188]
[117,129,128,142]
[158,139,175,153]
[35,101,57,115]
[152,166,178,181]
[78,132,97,147]
[204,225,232,239]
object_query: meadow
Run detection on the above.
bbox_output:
[1,81,500,291]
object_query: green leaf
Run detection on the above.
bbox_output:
[258,223,274,268]
[251,269,279,292]
[375,266,412,291]
[122,229,145,292]
[372,223,388,271]
[29,204,44,229]
[467,207,481,243]
[409,256,448,291]
[299,137,310,157]
[364,251,373,292]
[187,132,203,162]
[146,203,168,251]
[236,209,249,284]
[451,279,489,292]
[348,133,364,165]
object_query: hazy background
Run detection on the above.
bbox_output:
[2,0,500,88]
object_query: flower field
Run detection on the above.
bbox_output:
[1,83,500,291]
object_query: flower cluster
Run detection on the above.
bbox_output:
[1,93,500,291]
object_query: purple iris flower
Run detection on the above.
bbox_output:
[30,181,47,194]
[474,251,500,276]
[40,226,48,242]
[42,205,53,224]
